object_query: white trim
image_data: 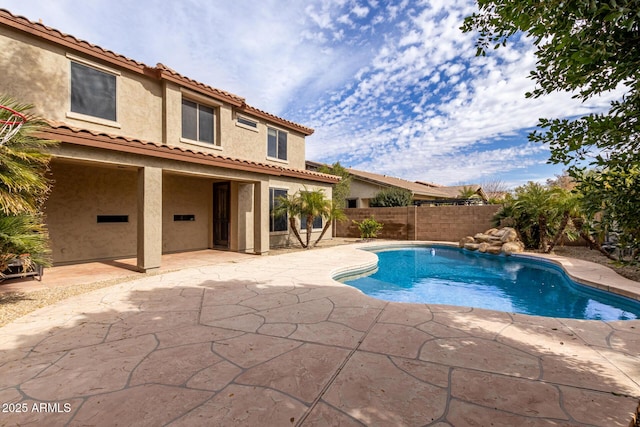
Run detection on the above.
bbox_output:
[266,156,289,165]
[236,115,259,132]
[179,137,223,150]
[266,126,288,163]
[66,53,121,76]
[66,111,121,128]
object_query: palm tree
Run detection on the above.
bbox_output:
[0,95,56,273]
[298,189,332,248]
[546,188,580,253]
[273,188,344,249]
[0,95,56,215]
[271,192,305,248]
[311,199,346,248]
[512,182,563,252]
[458,186,481,200]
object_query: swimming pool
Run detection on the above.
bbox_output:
[343,246,640,320]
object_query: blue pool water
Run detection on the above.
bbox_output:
[344,246,640,320]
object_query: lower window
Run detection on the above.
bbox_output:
[269,188,288,232]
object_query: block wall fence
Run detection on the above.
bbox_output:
[335,205,502,242]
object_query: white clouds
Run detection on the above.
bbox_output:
[2,0,621,187]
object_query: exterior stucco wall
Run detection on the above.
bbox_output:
[0,27,164,142]
[1,27,307,171]
[45,161,138,264]
[162,173,213,253]
[267,178,333,248]
[163,84,307,170]
[348,178,388,208]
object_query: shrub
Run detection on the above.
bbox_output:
[353,217,383,239]
[369,187,412,207]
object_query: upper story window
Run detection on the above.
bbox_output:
[182,99,217,145]
[70,61,117,122]
[267,127,287,161]
[237,116,258,130]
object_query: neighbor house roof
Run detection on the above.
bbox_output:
[0,8,314,136]
[345,168,455,199]
[40,123,339,183]
[305,161,486,200]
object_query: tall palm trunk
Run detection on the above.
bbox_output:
[538,214,549,252]
[289,217,306,248]
[546,211,570,253]
[312,221,332,248]
[305,216,313,249]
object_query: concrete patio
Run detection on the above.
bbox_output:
[1,242,639,426]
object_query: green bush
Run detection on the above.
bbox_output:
[353,217,384,239]
[369,187,413,207]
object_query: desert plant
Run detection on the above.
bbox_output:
[0,95,56,274]
[353,217,383,239]
[369,187,412,207]
[0,213,51,274]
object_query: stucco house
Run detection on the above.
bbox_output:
[0,9,338,272]
[306,161,486,208]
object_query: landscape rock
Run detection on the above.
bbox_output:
[486,245,503,255]
[502,241,525,255]
[478,242,490,253]
[500,227,518,243]
[459,236,475,248]
[464,242,481,251]
[461,227,524,256]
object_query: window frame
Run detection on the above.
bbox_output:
[66,54,120,127]
[236,114,259,132]
[269,188,289,233]
[181,98,219,147]
[267,126,288,162]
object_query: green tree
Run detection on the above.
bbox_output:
[462,1,640,169]
[463,1,640,262]
[370,187,413,207]
[458,186,481,200]
[318,162,351,208]
[578,166,640,261]
[0,95,56,273]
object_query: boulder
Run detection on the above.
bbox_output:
[459,236,475,248]
[502,241,524,255]
[486,245,502,255]
[500,227,518,243]
[464,242,481,251]
[458,227,524,257]
[474,233,493,243]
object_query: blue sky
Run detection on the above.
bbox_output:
[3,0,618,188]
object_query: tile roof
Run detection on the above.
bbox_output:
[39,122,339,183]
[306,162,485,200]
[346,168,455,199]
[0,8,313,135]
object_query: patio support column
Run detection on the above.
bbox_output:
[253,180,269,255]
[137,166,162,272]
[233,182,254,252]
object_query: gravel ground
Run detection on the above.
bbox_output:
[1,241,638,328]
[552,245,640,282]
